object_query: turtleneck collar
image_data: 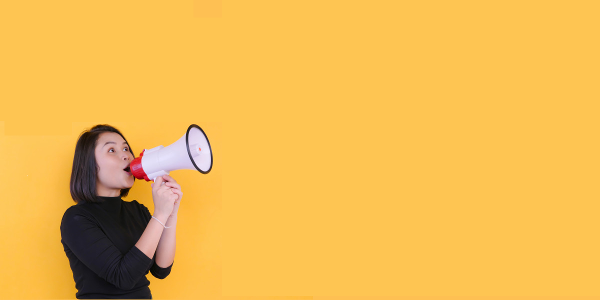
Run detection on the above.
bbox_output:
[95,195,123,214]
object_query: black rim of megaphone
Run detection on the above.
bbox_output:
[186,124,213,174]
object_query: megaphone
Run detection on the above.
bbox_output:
[129,124,213,182]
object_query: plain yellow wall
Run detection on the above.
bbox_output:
[2,0,600,299]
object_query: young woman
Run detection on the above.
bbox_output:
[60,124,183,299]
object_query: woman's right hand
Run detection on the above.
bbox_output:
[151,176,177,219]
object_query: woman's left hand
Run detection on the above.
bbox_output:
[156,175,183,217]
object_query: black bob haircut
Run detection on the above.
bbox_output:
[70,124,136,204]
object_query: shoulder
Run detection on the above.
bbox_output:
[125,199,152,216]
[127,199,146,210]
[61,204,88,219]
[60,204,96,231]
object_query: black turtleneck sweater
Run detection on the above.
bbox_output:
[60,196,174,299]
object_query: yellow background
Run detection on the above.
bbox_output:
[0,0,599,299]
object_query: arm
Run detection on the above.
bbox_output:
[153,174,180,273]
[60,210,164,290]
[155,215,177,268]
[140,204,175,279]
[134,212,169,260]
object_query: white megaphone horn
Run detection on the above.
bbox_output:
[129,124,213,182]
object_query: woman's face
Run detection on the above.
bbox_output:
[95,132,135,197]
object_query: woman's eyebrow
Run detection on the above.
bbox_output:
[102,141,128,148]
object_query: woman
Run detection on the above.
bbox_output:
[60,124,183,299]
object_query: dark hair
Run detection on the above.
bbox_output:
[70,124,136,204]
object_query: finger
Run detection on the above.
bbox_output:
[165,183,181,192]
[172,188,182,197]
[171,189,183,201]
[159,184,172,193]
[170,191,179,201]
[165,182,181,190]
[168,187,182,196]
[152,177,162,191]
[162,174,177,183]
[156,180,171,193]
[169,188,178,201]
[173,187,182,196]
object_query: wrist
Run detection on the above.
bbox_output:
[153,213,169,224]
[166,215,178,227]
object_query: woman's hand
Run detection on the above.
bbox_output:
[151,174,183,217]
[151,175,177,220]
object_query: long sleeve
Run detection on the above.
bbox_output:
[150,259,173,279]
[60,211,154,290]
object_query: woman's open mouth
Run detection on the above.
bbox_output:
[123,166,132,176]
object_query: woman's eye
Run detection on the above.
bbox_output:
[109,148,129,153]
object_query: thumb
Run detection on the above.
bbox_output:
[153,176,162,189]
